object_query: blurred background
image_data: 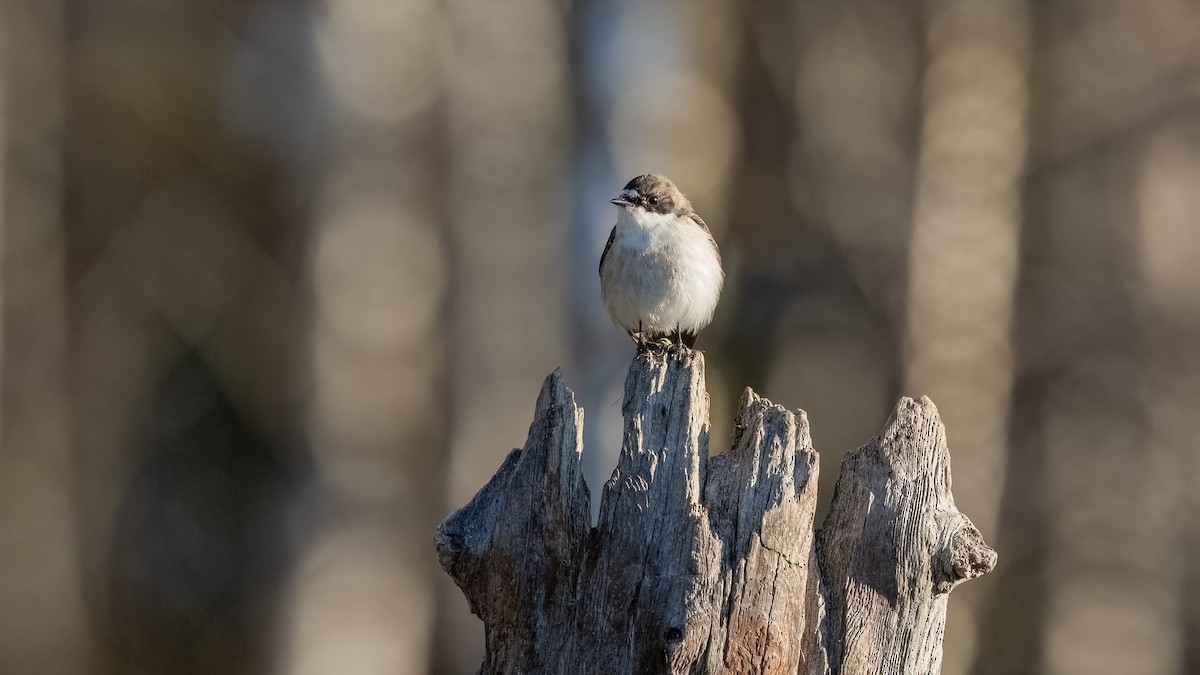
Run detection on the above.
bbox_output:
[2,0,1199,673]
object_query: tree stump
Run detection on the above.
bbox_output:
[436,347,996,674]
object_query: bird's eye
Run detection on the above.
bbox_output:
[647,196,660,206]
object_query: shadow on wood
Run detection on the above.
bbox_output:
[436,347,996,674]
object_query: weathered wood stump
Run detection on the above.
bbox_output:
[436,347,996,674]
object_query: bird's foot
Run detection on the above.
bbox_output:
[631,333,672,354]
[631,329,695,356]
[667,328,693,355]
[647,335,683,356]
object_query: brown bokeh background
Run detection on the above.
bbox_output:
[2,0,1199,673]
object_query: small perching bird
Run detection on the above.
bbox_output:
[599,174,724,349]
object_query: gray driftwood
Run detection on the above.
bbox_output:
[436,348,996,674]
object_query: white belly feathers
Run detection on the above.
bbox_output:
[600,208,723,337]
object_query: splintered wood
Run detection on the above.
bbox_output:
[436,348,995,674]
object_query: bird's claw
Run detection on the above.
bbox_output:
[631,332,650,352]
[630,330,693,355]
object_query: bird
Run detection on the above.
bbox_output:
[599,174,724,349]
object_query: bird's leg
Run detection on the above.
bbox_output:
[631,322,647,351]
[666,326,685,354]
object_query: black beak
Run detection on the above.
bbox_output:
[610,197,633,207]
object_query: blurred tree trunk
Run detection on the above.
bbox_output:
[286,2,448,674]
[564,0,626,517]
[1136,120,1200,674]
[773,0,919,518]
[0,0,95,671]
[792,0,920,331]
[1018,142,1165,675]
[902,1,1031,672]
[973,2,1200,674]
[723,0,806,389]
[434,0,571,671]
[63,1,318,672]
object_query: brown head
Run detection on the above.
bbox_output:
[610,174,694,216]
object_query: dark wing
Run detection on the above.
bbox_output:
[688,212,721,264]
[687,211,712,234]
[598,226,616,276]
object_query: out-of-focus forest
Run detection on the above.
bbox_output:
[1,0,1199,673]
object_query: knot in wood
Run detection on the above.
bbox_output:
[933,519,998,595]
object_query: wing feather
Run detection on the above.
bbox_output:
[598,226,616,276]
[687,211,711,234]
[688,212,721,264]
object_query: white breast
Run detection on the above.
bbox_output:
[600,207,724,337]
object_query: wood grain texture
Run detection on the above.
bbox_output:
[436,347,994,674]
[818,396,997,674]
